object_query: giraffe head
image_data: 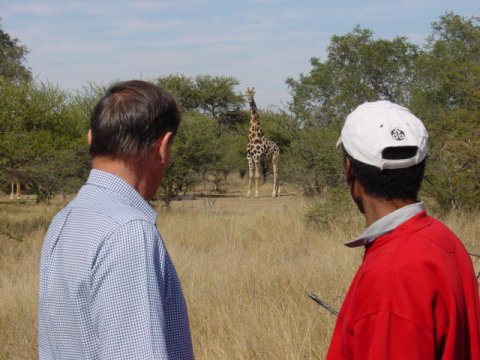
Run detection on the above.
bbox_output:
[245,87,256,102]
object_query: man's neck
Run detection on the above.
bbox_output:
[91,156,150,199]
[362,196,416,227]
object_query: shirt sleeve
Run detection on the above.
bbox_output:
[90,220,169,359]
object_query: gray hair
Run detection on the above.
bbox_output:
[89,80,181,160]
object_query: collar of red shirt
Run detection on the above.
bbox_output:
[345,201,425,248]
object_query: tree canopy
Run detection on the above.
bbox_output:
[286,26,419,127]
[286,12,480,211]
[0,20,31,84]
[1,12,479,213]
[157,74,245,128]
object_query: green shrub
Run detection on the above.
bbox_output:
[304,186,361,229]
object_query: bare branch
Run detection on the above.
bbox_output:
[307,292,339,316]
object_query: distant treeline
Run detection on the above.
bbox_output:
[1,12,479,211]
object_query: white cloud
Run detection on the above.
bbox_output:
[125,0,182,9]
[4,2,61,16]
[3,0,478,107]
[107,18,187,36]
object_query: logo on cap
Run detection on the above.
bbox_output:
[391,129,405,141]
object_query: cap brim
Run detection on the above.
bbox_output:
[335,136,343,148]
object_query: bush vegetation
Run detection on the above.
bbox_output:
[1,12,479,358]
[1,191,479,359]
[2,13,479,213]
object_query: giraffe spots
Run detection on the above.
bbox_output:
[245,89,280,197]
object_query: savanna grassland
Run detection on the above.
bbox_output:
[1,179,479,360]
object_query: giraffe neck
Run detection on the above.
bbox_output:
[248,99,263,139]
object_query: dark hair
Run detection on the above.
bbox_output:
[89,80,181,159]
[343,147,426,201]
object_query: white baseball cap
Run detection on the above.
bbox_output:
[336,100,428,170]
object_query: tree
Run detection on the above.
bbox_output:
[157,74,245,128]
[156,74,200,111]
[194,75,244,123]
[0,20,31,84]
[287,14,480,212]
[0,82,90,201]
[285,26,419,195]
[286,26,419,127]
[157,111,226,204]
[411,13,480,211]
[282,124,343,196]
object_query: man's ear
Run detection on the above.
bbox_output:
[344,156,365,213]
[345,157,355,186]
[87,129,92,146]
[155,131,174,159]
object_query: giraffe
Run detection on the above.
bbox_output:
[10,179,21,200]
[245,87,280,198]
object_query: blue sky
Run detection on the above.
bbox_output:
[1,0,479,108]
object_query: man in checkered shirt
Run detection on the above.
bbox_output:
[38,80,195,359]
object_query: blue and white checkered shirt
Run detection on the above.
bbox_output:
[38,170,194,359]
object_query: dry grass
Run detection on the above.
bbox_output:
[0,180,478,359]
[0,200,60,360]
[160,194,361,360]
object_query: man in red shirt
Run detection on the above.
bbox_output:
[326,100,480,359]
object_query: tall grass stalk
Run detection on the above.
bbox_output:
[1,194,478,359]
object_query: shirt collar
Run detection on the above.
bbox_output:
[86,169,158,223]
[345,201,425,248]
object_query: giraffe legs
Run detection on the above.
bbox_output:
[272,156,279,197]
[10,180,20,200]
[16,180,21,199]
[254,161,261,198]
[247,157,254,197]
[248,156,280,198]
[247,157,261,198]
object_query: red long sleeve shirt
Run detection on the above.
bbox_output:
[326,211,480,359]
